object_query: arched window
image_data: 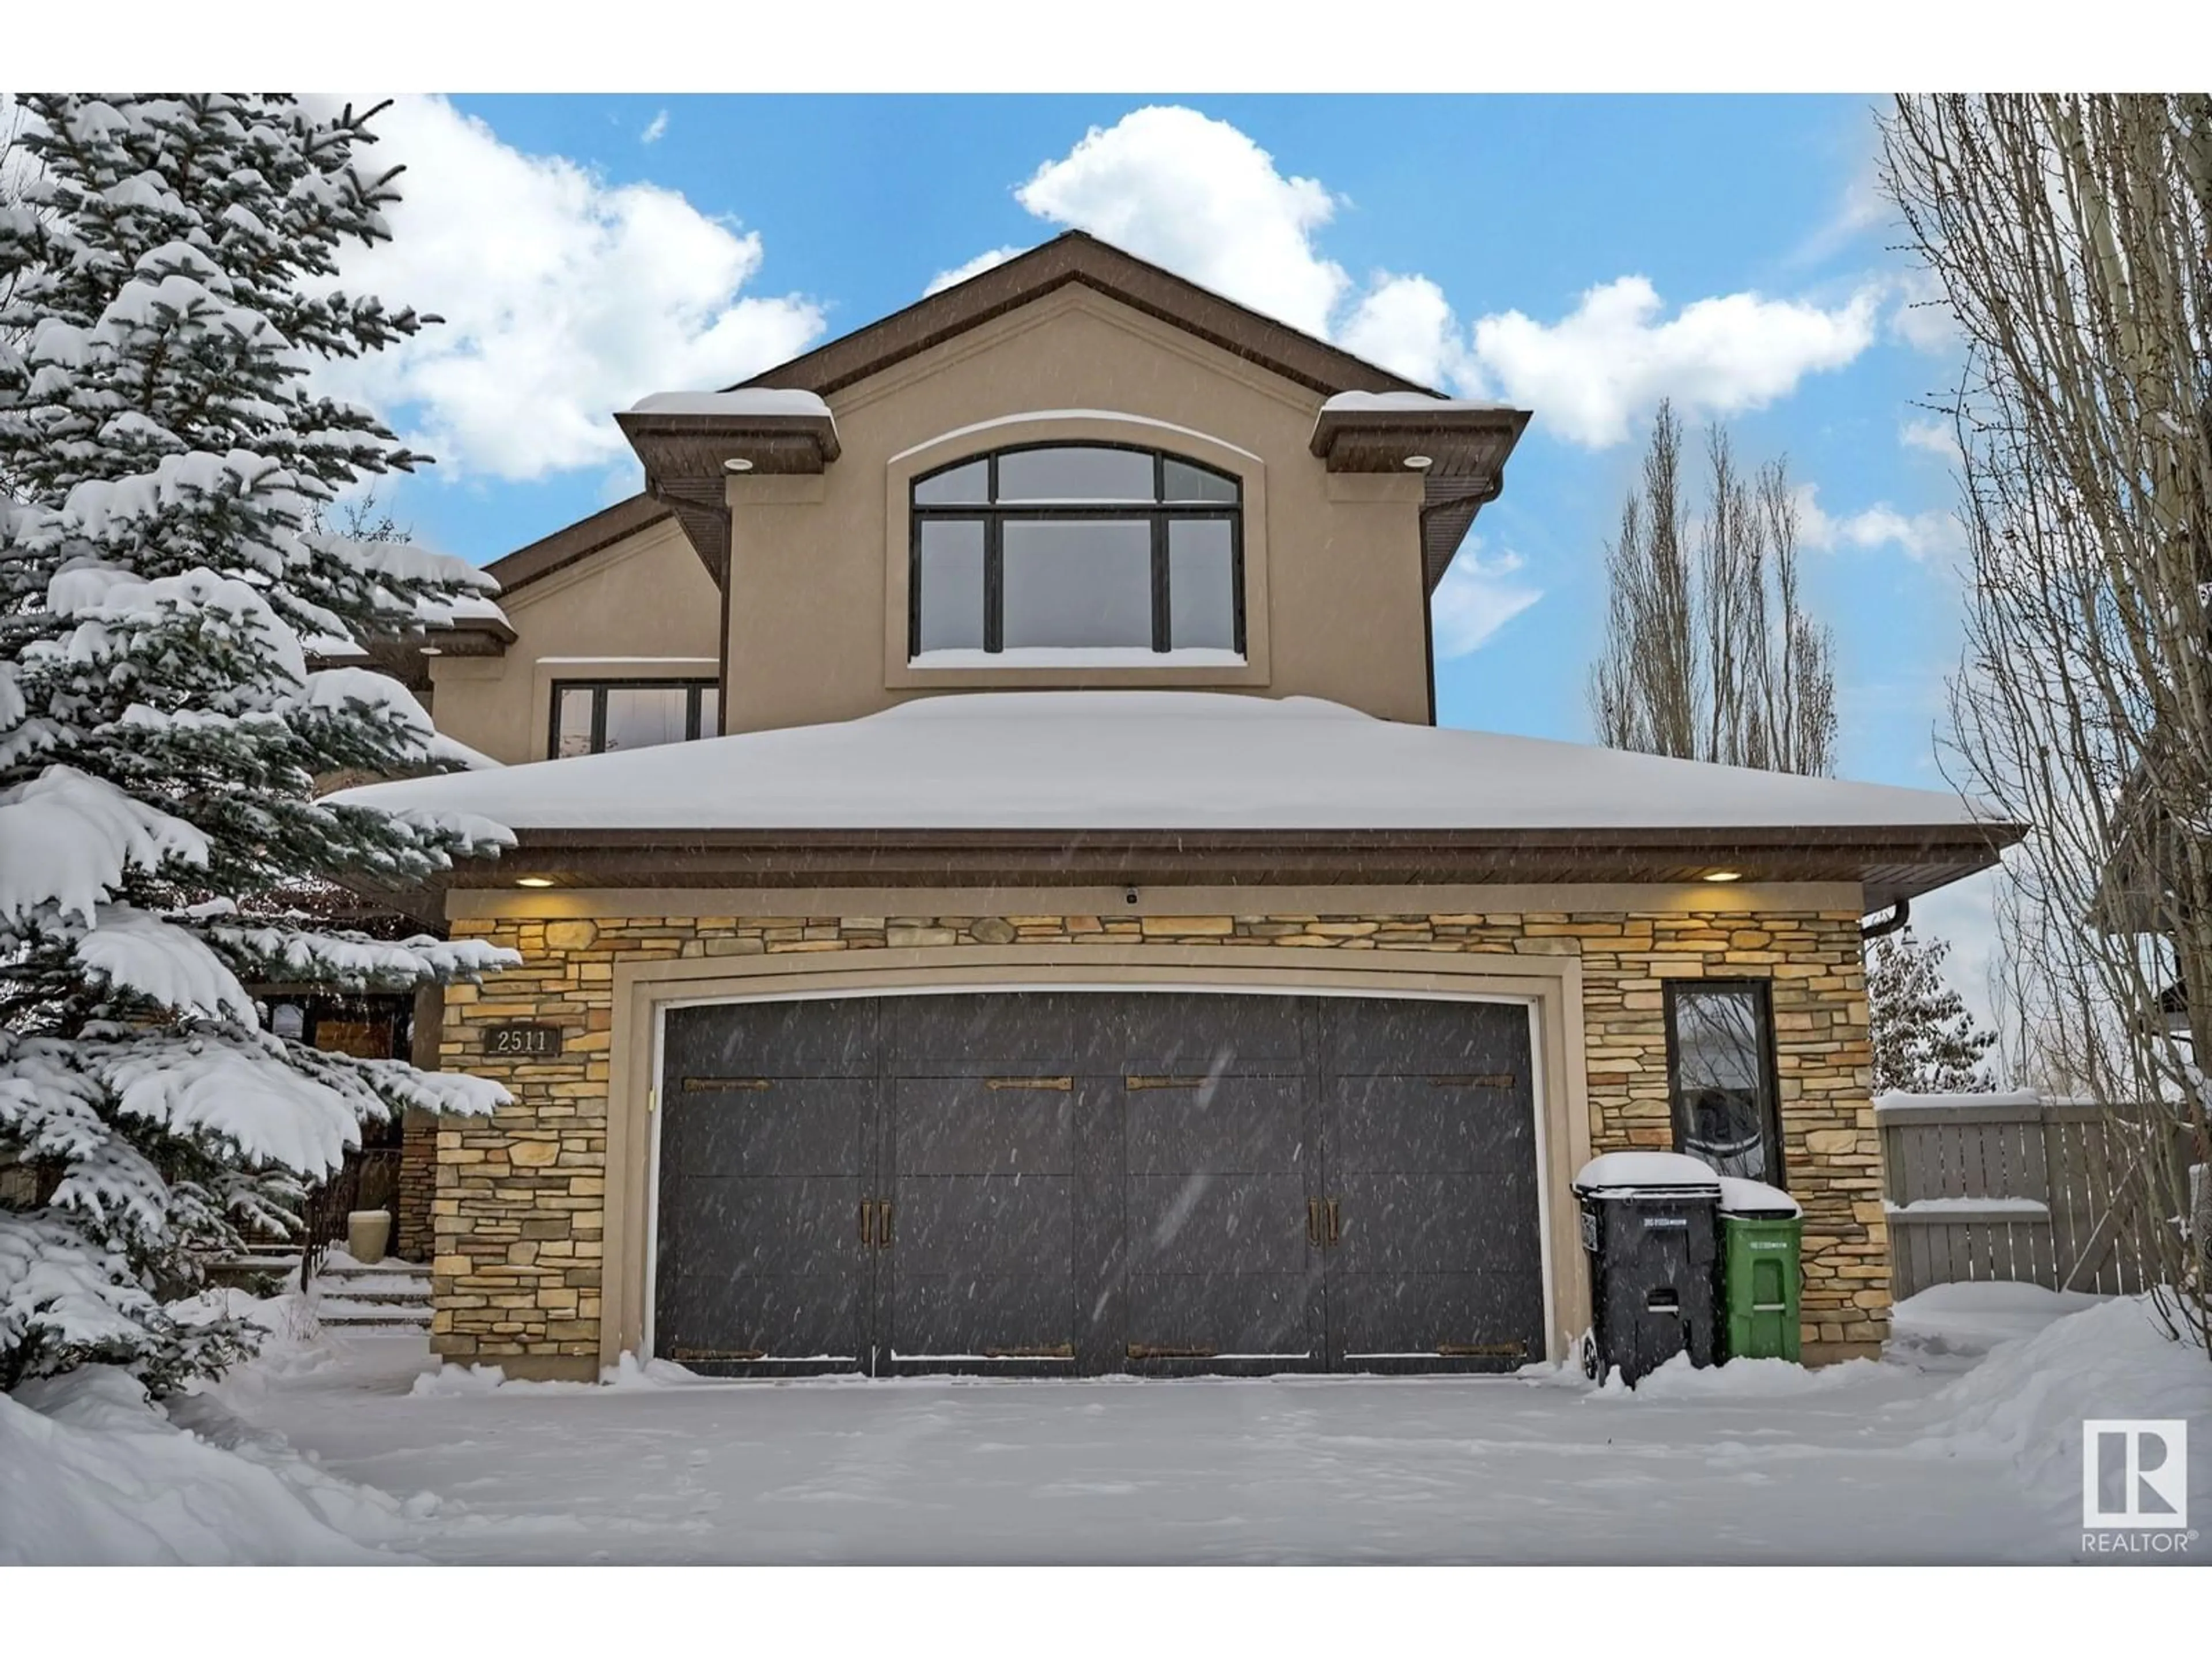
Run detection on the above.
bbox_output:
[908,443,1243,660]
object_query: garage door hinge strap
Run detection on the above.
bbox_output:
[986,1075,1073,1090]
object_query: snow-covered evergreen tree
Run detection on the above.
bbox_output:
[1866,925,1997,1096]
[0,96,516,1393]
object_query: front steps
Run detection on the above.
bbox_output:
[310,1253,433,1330]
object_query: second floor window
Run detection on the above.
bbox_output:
[909,443,1244,660]
[551,680,719,759]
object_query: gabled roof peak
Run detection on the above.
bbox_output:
[735,229,1435,403]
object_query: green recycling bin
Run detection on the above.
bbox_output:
[1717,1179,1802,1362]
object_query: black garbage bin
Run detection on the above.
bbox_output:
[1574,1152,1722,1385]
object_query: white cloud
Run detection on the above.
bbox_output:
[1900,416,1961,461]
[941,106,1885,449]
[923,245,1026,297]
[1339,274,1471,388]
[1012,105,1349,338]
[1795,482,1963,562]
[1429,539,1543,658]
[1789,157,1888,268]
[320,96,824,483]
[1468,278,1881,449]
[639,109,668,146]
[1889,266,1959,354]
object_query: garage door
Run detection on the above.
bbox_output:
[655,992,1543,1377]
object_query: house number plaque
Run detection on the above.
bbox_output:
[483,1022,563,1058]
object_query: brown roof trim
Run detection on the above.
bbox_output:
[737,230,1434,403]
[614,407,844,584]
[1309,404,1534,593]
[482,493,674,600]
[414,821,2024,916]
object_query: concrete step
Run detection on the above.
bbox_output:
[318,1253,427,1278]
[316,1284,429,1306]
[316,1297,433,1327]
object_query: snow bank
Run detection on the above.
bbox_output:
[407,1350,704,1397]
[326,690,1994,835]
[1889,1282,2106,1357]
[1623,1351,1884,1399]
[1913,1294,2211,1519]
[0,1366,415,1565]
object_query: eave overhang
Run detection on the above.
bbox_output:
[359,819,2025,925]
[613,407,842,585]
[1309,403,1533,593]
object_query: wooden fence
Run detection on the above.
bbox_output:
[1877,1093,2198,1300]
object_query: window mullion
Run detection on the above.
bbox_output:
[1152,512,1169,652]
[984,514,1003,654]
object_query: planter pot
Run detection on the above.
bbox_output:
[347,1209,392,1265]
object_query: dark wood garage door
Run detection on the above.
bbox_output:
[656,992,1543,1377]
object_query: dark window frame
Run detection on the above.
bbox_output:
[1662,976,1787,1190]
[908,441,1245,658]
[548,677,719,760]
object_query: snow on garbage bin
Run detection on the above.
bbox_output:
[1717,1177,1802,1363]
[1573,1152,1722,1386]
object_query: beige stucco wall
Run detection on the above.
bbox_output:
[722,286,1434,733]
[426,882,1885,1381]
[429,515,722,766]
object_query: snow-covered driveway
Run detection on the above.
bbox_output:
[176,1287,2203,1566]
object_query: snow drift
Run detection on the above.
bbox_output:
[0,1365,418,1565]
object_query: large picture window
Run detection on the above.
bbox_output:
[909,443,1243,661]
[551,680,719,759]
[1665,979,1785,1187]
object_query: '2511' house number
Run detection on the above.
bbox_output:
[483,1022,562,1058]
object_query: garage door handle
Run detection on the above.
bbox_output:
[859,1200,874,1248]
[1326,1199,1341,1245]
[876,1200,893,1248]
[1306,1198,1324,1248]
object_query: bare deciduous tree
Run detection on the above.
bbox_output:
[1590,401,1837,776]
[1883,94,2211,1346]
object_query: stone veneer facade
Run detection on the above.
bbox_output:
[430,907,1884,1372]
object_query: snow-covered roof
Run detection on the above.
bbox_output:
[626,389,832,419]
[328,691,1997,836]
[1319,391,1517,415]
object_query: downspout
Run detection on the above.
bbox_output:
[1859,898,1911,941]
[1419,503,1438,727]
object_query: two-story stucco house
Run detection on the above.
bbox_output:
[335,232,2018,1381]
